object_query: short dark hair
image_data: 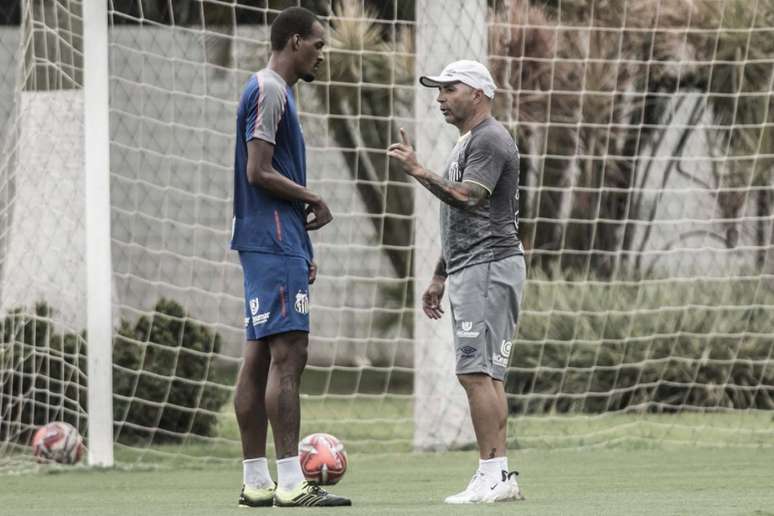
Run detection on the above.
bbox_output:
[270,7,321,51]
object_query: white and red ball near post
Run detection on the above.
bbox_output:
[31,421,85,465]
[298,432,348,485]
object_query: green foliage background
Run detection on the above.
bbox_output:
[0,299,231,444]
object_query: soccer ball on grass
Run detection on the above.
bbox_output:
[31,421,85,465]
[298,432,347,485]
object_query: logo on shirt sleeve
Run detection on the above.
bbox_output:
[449,161,462,182]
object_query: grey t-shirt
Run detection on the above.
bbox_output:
[440,117,523,274]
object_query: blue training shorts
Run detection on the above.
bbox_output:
[239,251,310,341]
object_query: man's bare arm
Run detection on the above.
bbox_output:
[433,256,447,279]
[247,139,332,230]
[413,171,489,210]
[247,139,320,203]
[387,128,489,209]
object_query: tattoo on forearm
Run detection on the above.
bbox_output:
[415,172,487,209]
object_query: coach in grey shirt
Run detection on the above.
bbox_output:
[388,60,526,505]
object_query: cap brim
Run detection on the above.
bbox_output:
[419,75,458,88]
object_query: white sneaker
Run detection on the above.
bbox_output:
[482,470,525,502]
[443,471,489,504]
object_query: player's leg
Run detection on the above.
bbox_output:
[237,251,307,463]
[493,378,508,456]
[479,254,526,502]
[265,330,307,461]
[244,254,350,508]
[456,373,521,502]
[443,262,494,504]
[444,258,524,504]
[457,373,504,459]
[446,373,521,504]
[266,333,351,508]
[235,340,271,459]
[235,256,276,507]
[235,343,275,507]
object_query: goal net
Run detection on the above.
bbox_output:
[1,0,773,470]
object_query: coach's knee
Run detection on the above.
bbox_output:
[456,373,490,392]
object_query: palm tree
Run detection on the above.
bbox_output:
[309,0,417,355]
[490,0,706,277]
[687,0,774,269]
[489,1,565,271]
[318,0,415,281]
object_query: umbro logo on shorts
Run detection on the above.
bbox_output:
[460,345,477,358]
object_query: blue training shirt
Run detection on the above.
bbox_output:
[231,68,313,263]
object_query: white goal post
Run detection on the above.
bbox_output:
[412,0,486,451]
[83,0,113,468]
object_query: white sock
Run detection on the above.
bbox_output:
[479,457,505,481]
[276,456,305,491]
[243,457,273,489]
[499,456,509,474]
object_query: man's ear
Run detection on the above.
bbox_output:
[292,34,301,51]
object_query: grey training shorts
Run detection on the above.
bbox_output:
[447,254,526,381]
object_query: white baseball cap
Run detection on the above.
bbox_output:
[419,59,496,99]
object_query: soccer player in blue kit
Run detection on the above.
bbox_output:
[231,7,351,508]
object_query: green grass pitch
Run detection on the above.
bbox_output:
[3,446,774,515]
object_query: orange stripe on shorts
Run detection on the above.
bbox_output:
[274,209,282,241]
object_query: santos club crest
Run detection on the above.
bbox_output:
[449,161,462,182]
[295,291,309,315]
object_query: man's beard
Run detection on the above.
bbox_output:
[301,72,315,83]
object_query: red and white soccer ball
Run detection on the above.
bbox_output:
[31,421,85,465]
[298,432,348,485]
